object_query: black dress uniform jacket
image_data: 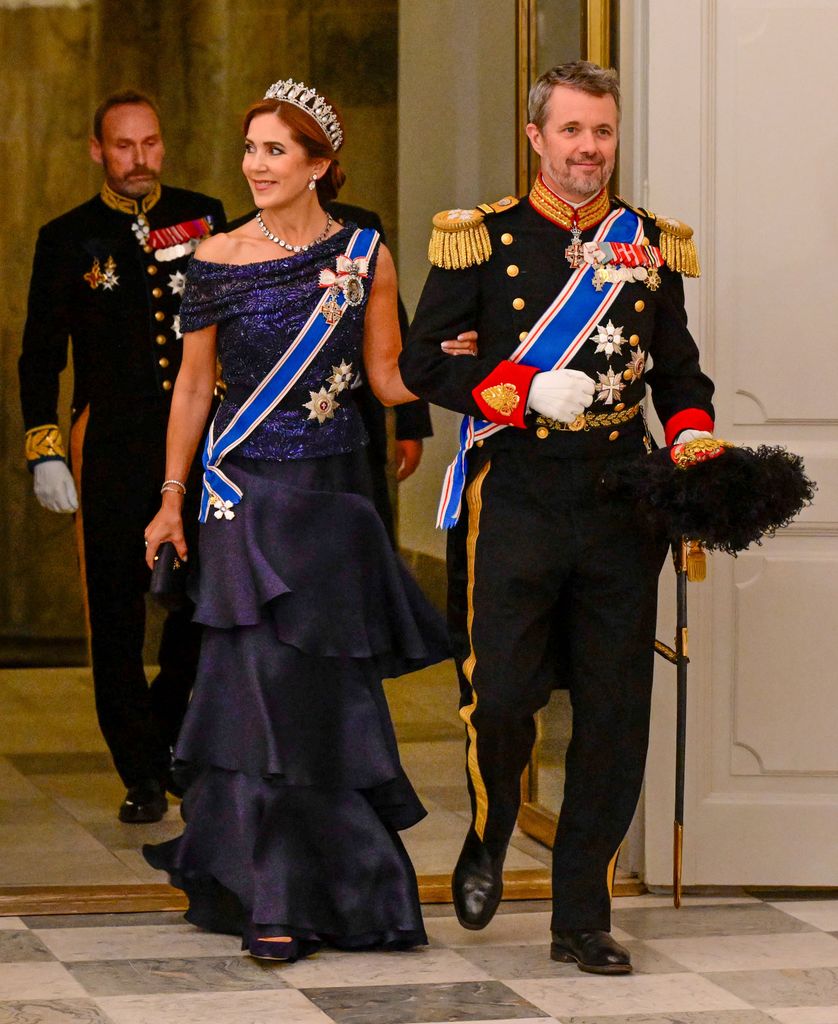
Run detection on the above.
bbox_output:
[19,184,226,792]
[401,193,713,455]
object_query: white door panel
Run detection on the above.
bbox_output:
[641,0,838,888]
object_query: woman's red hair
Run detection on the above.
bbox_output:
[242,98,346,203]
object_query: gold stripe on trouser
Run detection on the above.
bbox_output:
[606,843,622,900]
[70,406,92,650]
[458,460,492,841]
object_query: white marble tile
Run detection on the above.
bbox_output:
[647,932,838,972]
[613,894,760,909]
[507,972,751,1017]
[34,925,241,962]
[770,901,838,931]
[279,946,491,987]
[767,1010,838,1024]
[95,990,333,1024]
[0,961,86,999]
[0,917,26,930]
[427,912,552,948]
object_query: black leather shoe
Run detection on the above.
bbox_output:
[551,929,632,974]
[118,780,168,823]
[452,829,505,930]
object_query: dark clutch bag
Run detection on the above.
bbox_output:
[150,542,188,610]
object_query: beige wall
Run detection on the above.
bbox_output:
[397,0,518,560]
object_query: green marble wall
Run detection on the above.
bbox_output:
[0,0,397,655]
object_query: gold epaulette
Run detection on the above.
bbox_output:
[428,196,519,269]
[616,196,701,278]
[24,424,66,464]
[655,215,701,278]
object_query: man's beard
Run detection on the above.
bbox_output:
[544,155,613,201]
[105,160,160,198]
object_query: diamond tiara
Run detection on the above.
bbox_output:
[263,78,344,151]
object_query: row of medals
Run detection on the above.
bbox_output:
[565,227,661,292]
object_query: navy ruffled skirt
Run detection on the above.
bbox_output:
[144,451,450,954]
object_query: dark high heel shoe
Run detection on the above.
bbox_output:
[246,935,299,961]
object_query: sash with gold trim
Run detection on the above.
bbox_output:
[199,227,379,522]
[437,207,643,528]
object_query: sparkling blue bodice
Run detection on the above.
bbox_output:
[180,226,376,461]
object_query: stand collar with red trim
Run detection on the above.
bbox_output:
[528,172,610,231]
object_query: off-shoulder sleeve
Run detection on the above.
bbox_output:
[179,258,250,333]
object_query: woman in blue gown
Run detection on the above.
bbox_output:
[142,79,450,961]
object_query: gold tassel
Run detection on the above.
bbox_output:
[428,209,492,269]
[656,216,701,278]
[686,540,707,582]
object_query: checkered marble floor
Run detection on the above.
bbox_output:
[2,894,838,1023]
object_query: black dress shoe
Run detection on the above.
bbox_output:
[452,829,505,930]
[118,780,168,823]
[550,929,632,975]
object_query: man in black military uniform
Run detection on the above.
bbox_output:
[229,200,434,542]
[400,62,715,973]
[18,90,226,823]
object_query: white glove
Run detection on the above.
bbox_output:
[33,461,79,513]
[674,429,714,444]
[526,369,596,422]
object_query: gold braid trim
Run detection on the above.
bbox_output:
[535,402,641,434]
[656,216,701,278]
[25,424,66,463]
[428,208,492,269]
[100,181,161,216]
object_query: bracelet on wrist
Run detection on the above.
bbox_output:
[161,479,186,495]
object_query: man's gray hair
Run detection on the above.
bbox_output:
[528,61,621,131]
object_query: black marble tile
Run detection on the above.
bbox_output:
[0,999,113,1023]
[67,955,290,995]
[0,930,55,962]
[302,980,549,1023]
[21,912,187,930]
[613,902,818,939]
[707,965,838,1007]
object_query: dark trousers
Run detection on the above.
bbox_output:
[79,411,201,788]
[447,445,667,931]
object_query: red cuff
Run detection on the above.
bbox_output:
[472,360,539,428]
[664,408,714,447]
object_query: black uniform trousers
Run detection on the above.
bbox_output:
[79,404,201,789]
[447,441,667,932]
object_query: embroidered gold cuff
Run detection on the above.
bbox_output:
[25,424,66,463]
[480,382,520,417]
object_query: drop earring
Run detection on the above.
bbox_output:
[308,175,317,192]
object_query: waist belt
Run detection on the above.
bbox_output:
[535,401,641,435]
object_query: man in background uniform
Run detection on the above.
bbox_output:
[400,61,714,973]
[18,90,226,823]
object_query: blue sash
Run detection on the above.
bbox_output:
[437,207,643,528]
[199,227,380,522]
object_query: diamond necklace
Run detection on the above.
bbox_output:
[256,211,332,253]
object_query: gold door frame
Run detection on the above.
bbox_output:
[516,0,616,197]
